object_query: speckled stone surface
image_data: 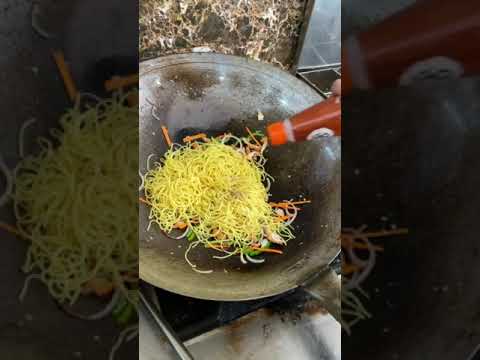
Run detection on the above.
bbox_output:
[140,0,307,69]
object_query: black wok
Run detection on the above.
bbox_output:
[139,54,341,317]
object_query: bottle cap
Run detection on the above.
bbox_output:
[267,121,288,146]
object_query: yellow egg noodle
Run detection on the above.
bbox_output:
[142,133,299,272]
[14,93,138,306]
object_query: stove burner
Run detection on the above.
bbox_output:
[156,286,331,341]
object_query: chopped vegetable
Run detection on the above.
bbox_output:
[112,296,136,325]
[269,202,300,211]
[19,118,37,159]
[287,200,311,205]
[186,229,196,241]
[183,133,207,143]
[32,3,52,39]
[249,247,283,255]
[245,127,262,147]
[139,197,150,205]
[0,156,13,207]
[52,51,77,102]
[83,278,114,297]
[173,222,188,229]
[161,126,172,147]
[342,225,409,334]
[105,74,139,92]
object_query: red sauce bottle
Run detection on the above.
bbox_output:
[267,96,341,146]
[343,0,480,92]
[268,0,479,146]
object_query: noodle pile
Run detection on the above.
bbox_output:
[143,134,296,270]
[14,94,138,305]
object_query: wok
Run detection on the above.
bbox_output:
[139,54,341,318]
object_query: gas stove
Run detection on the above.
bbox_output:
[140,286,340,360]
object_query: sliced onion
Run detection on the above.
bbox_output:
[61,290,121,320]
[145,98,161,121]
[261,139,268,153]
[146,220,154,232]
[78,92,103,103]
[159,226,190,239]
[285,207,298,226]
[245,254,265,264]
[160,229,183,240]
[19,274,42,302]
[109,324,139,360]
[19,118,36,158]
[346,234,372,266]
[175,227,190,240]
[32,4,53,39]
[265,177,271,192]
[212,250,237,260]
[192,268,214,274]
[240,251,248,264]
[274,208,285,217]
[138,170,145,191]
[221,134,244,151]
[146,154,155,171]
[125,329,138,342]
[0,156,13,207]
[260,239,270,247]
[343,239,376,291]
[185,241,214,273]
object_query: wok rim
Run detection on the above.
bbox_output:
[139,53,341,301]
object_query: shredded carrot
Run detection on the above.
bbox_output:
[104,74,139,92]
[271,201,310,207]
[83,278,114,297]
[341,235,384,251]
[245,127,262,147]
[288,200,311,205]
[139,197,150,205]
[208,244,224,251]
[173,222,188,230]
[269,202,301,211]
[52,50,77,102]
[161,126,172,147]
[0,222,25,239]
[250,247,283,254]
[361,229,409,238]
[246,143,262,152]
[277,215,290,221]
[183,133,207,143]
[216,133,229,139]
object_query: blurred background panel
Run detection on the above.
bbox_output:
[0,1,138,360]
[342,1,480,359]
